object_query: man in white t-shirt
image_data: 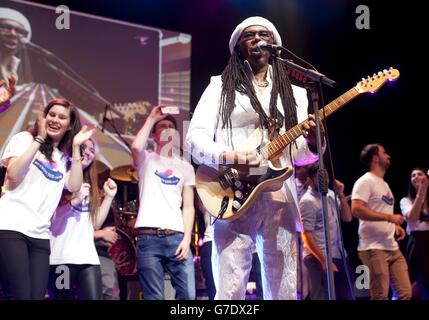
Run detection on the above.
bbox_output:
[351,143,411,300]
[131,106,196,300]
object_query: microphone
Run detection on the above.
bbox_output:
[101,104,109,133]
[256,41,283,54]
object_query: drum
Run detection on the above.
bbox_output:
[113,210,137,232]
[107,228,137,276]
[115,199,138,231]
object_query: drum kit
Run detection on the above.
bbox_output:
[97,162,139,276]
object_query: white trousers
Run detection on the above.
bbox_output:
[212,191,299,300]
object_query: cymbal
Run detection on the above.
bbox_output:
[110,165,138,183]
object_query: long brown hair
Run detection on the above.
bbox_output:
[58,138,100,225]
[83,138,100,225]
[30,98,82,161]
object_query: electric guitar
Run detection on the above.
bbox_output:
[196,68,400,221]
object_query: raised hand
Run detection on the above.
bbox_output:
[37,106,48,139]
[71,182,91,206]
[148,105,168,122]
[103,178,117,198]
[418,176,428,194]
[0,76,17,109]
[73,125,96,147]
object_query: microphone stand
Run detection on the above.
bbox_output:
[275,52,337,300]
[100,104,132,152]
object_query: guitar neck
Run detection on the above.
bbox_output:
[262,86,361,159]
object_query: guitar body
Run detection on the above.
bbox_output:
[195,68,400,222]
[196,160,293,221]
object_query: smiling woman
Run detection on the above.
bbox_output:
[48,137,118,300]
[0,98,96,300]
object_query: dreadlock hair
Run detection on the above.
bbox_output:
[220,50,298,133]
[30,99,82,162]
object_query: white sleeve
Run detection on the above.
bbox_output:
[400,197,413,217]
[183,162,196,187]
[352,176,371,203]
[185,76,226,168]
[1,131,34,167]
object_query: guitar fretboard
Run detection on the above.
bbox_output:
[260,87,360,159]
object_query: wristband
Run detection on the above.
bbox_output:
[34,136,45,145]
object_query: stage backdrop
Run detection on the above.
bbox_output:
[0,0,191,169]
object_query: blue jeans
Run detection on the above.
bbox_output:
[136,233,195,300]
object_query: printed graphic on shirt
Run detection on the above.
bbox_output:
[33,159,64,182]
[71,202,90,212]
[155,169,180,185]
[382,192,394,206]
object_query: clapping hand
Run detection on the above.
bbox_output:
[73,125,97,147]
[36,106,48,139]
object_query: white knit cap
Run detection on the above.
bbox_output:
[229,16,282,54]
[0,7,32,43]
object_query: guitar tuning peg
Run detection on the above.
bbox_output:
[362,78,365,82]
[389,67,393,70]
[378,71,383,76]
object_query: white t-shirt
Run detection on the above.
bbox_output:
[49,195,100,265]
[134,151,195,232]
[299,187,342,259]
[0,131,67,239]
[352,172,397,251]
[400,197,429,234]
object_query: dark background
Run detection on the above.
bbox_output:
[23,0,427,273]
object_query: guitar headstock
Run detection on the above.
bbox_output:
[356,68,400,94]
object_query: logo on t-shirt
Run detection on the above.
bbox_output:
[71,202,89,212]
[381,192,394,206]
[155,169,180,185]
[33,159,64,182]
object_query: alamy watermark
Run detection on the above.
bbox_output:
[55,5,70,30]
[356,5,370,30]
[355,264,370,290]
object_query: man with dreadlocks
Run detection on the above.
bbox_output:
[186,16,322,300]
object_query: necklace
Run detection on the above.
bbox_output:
[256,80,269,88]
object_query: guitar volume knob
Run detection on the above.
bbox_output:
[232,200,242,210]
[234,190,243,199]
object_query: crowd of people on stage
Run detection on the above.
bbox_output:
[0,9,428,300]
